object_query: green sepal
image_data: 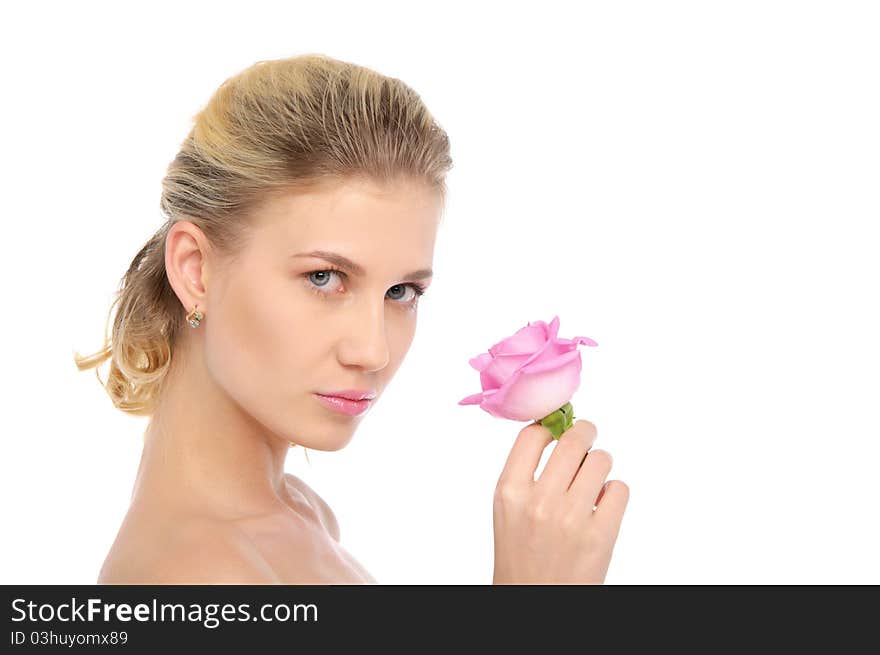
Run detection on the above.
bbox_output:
[537,401,575,440]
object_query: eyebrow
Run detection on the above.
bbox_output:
[292,250,434,280]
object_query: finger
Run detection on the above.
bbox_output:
[593,481,609,510]
[498,421,555,486]
[534,420,597,495]
[593,480,630,541]
[567,448,614,507]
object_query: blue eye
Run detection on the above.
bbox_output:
[303,267,427,308]
[307,270,338,288]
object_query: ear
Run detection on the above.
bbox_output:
[164,221,211,315]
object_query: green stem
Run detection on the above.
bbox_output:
[536,401,575,440]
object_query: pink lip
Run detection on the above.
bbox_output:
[320,388,377,401]
[313,393,372,417]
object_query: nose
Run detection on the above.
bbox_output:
[337,302,390,372]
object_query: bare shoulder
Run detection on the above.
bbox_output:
[142,520,280,585]
[285,473,340,541]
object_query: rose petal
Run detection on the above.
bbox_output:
[481,352,533,389]
[521,348,581,375]
[461,315,597,422]
[488,352,583,420]
[489,321,548,356]
[516,331,561,370]
[468,353,494,371]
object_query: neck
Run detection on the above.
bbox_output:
[131,337,293,520]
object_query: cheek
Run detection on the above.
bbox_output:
[203,269,306,402]
[383,320,417,377]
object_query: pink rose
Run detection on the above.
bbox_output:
[458,316,598,422]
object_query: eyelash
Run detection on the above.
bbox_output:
[302,266,427,308]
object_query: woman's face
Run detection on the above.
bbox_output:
[203,176,443,451]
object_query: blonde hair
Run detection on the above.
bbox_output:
[73,53,452,439]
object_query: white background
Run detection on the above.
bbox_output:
[1,0,877,584]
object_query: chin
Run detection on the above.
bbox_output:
[292,421,358,452]
[323,437,353,452]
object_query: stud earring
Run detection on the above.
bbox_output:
[186,306,204,328]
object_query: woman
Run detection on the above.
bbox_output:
[75,54,628,584]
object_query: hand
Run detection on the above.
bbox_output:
[492,419,629,584]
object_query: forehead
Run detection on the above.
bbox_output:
[254,177,441,234]
[247,177,442,268]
